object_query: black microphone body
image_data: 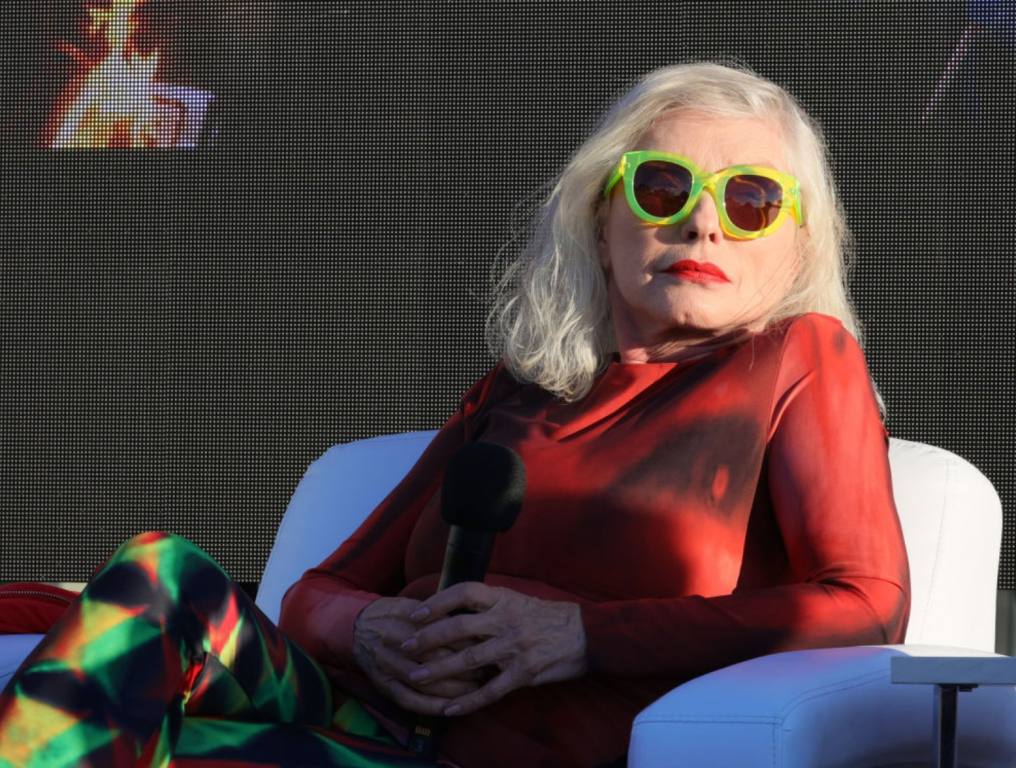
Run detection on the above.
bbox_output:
[408,527,499,758]
[406,442,525,760]
[438,527,497,590]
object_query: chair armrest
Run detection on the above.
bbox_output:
[0,634,46,692]
[628,644,1016,768]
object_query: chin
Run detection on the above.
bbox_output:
[665,310,716,330]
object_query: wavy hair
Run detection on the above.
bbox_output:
[483,58,885,420]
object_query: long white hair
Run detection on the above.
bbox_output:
[482,58,885,420]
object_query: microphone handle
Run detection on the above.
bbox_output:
[409,526,497,758]
[438,527,496,590]
[407,714,445,760]
[407,604,476,760]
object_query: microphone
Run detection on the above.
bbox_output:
[407,441,525,759]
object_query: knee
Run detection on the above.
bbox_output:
[123,530,183,548]
[116,530,204,560]
[87,531,184,588]
[99,531,226,583]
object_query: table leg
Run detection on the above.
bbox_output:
[933,683,958,768]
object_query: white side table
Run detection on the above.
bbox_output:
[891,655,1016,768]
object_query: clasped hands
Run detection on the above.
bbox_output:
[351,582,588,718]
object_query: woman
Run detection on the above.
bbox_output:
[0,60,910,768]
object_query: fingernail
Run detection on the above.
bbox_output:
[444,704,462,716]
[400,637,418,651]
[410,607,429,621]
[409,667,429,681]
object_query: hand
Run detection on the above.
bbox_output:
[400,582,588,717]
[352,595,486,715]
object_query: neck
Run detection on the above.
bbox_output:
[611,324,758,364]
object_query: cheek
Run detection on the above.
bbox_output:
[606,228,651,276]
[749,244,797,294]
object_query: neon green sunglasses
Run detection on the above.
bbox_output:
[602,150,805,240]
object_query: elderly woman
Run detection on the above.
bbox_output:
[0,61,909,768]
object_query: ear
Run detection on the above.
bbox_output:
[596,231,610,272]
[594,205,610,270]
[785,239,805,285]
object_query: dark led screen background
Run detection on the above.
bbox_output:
[2,2,1015,644]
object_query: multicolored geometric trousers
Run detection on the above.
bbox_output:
[0,531,446,767]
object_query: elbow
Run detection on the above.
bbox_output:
[278,574,326,639]
[841,575,911,645]
[277,579,306,637]
[275,577,338,666]
[882,583,911,644]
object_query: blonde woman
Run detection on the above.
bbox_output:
[0,60,908,768]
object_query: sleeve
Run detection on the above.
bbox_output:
[578,313,911,680]
[277,363,504,671]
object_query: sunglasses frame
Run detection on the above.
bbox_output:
[602,150,805,240]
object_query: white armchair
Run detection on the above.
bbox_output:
[3,433,1014,766]
[259,432,1016,767]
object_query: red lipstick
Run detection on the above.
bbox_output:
[664,259,730,283]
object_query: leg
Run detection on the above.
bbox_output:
[0,531,338,766]
[167,711,454,767]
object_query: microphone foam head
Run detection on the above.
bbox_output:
[441,442,525,532]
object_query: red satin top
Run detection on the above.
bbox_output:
[279,311,911,768]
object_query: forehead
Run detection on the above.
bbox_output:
[635,108,788,170]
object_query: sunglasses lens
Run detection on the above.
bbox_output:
[725,174,784,231]
[632,160,692,218]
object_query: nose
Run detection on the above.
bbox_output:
[676,187,723,243]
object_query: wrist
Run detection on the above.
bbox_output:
[350,599,377,665]
[562,600,589,680]
[324,593,378,670]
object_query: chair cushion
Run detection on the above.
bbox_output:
[629,643,1016,767]
[0,634,45,693]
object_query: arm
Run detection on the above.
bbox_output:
[579,314,912,680]
[277,363,505,671]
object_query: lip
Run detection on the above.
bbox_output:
[663,259,730,283]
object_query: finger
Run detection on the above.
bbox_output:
[415,676,481,699]
[415,637,478,661]
[421,647,486,677]
[373,638,430,685]
[409,637,504,685]
[369,612,431,649]
[406,644,487,685]
[440,666,519,718]
[410,581,497,623]
[358,605,424,647]
[376,636,484,690]
[384,677,454,717]
[418,645,454,662]
[379,598,425,622]
[404,613,494,656]
[415,645,463,667]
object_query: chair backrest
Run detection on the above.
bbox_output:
[259,434,1002,652]
[886,437,1001,651]
[258,430,439,624]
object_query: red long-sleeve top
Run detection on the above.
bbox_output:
[278,311,911,768]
